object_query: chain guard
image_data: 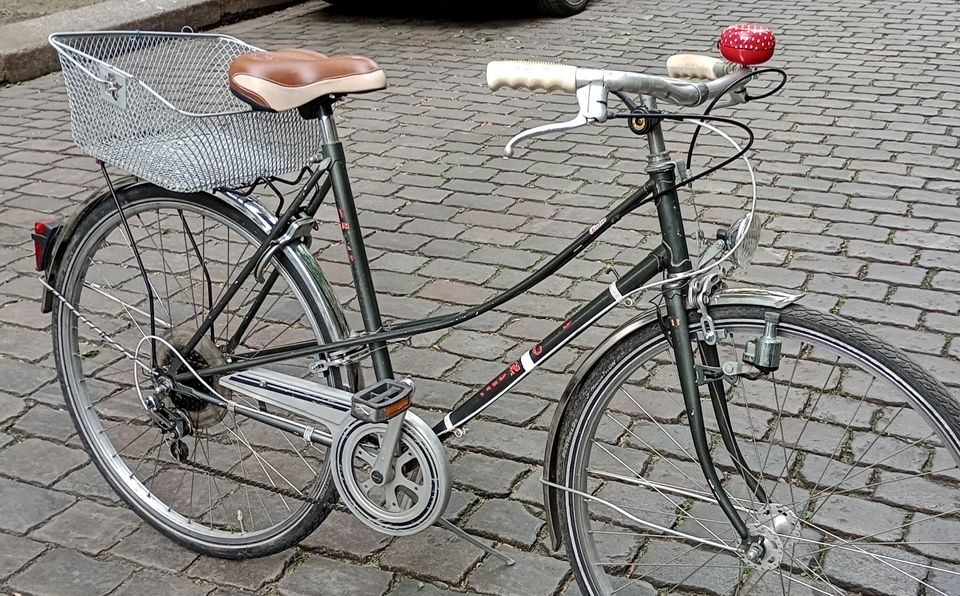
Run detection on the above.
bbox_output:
[332,413,449,536]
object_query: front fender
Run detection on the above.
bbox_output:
[541,287,803,551]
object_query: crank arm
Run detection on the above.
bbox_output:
[370,415,405,484]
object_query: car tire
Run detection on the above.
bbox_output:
[535,0,590,16]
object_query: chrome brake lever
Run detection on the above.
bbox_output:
[504,82,609,157]
[504,113,588,157]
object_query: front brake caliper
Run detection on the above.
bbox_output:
[692,270,726,345]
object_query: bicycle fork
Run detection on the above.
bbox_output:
[646,122,759,549]
[662,284,753,541]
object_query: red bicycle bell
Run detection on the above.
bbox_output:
[718,24,776,66]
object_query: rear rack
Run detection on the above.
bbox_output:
[50,31,324,193]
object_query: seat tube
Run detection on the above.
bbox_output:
[646,102,751,541]
[319,101,394,380]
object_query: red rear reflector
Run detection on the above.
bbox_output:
[32,220,62,272]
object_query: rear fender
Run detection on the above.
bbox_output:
[40,176,141,312]
[541,287,803,551]
[39,180,360,387]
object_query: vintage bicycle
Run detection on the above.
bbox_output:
[35,25,960,595]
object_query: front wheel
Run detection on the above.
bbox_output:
[557,303,960,595]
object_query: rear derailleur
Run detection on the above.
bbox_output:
[143,377,194,462]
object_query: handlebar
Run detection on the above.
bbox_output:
[485,61,578,93]
[486,55,754,156]
[486,55,748,107]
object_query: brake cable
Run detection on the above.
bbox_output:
[607,110,757,187]
[684,67,787,170]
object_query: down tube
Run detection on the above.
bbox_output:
[434,244,669,438]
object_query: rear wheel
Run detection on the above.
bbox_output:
[52,184,348,558]
[557,303,960,595]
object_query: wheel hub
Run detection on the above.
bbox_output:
[743,525,783,572]
[743,503,799,572]
[156,328,230,429]
[754,503,801,539]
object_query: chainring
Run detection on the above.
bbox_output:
[332,413,449,536]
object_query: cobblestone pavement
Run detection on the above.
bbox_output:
[1,0,960,594]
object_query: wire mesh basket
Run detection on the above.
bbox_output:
[50,31,325,193]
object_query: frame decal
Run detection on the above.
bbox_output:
[433,246,667,437]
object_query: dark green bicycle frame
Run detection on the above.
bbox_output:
[162,96,754,541]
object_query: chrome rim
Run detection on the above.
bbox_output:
[56,197,335,548]
[564,312,960,596]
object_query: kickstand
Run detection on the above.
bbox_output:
[436,518,515,566]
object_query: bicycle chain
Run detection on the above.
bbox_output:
[176,450,322,504]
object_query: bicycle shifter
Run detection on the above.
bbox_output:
[503,82,609,157]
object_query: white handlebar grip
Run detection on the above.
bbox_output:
[666,54,728,80]
[486,60,578,93]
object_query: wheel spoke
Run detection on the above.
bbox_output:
[767,356,841,504]
[592,441,730,544]
[54,197,337,551]
[560,307,960,596]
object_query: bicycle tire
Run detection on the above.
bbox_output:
[51,184,346,559]
[556,302,960,595]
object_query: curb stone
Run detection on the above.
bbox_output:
[0,0,302,84]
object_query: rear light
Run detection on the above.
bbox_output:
[32,220,63,272]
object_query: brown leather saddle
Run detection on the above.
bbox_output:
[228,49,386,112]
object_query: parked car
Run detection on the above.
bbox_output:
[323,0,590,17]
[534,0,589,15]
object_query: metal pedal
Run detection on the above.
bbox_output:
[351,378,414,423]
